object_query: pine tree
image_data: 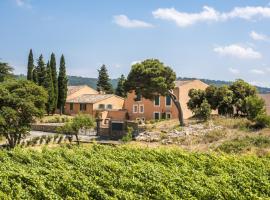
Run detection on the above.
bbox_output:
[44,62,55,115]
[27,49,34,81]
[96,64,113,94]
[50,53,58,113]
[57,55,68,115]
[115,74,126,97]
[36,55,46,86]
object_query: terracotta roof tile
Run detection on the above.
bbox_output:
[67,94,114,103]
[67,85,88,96]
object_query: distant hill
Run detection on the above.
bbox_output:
[15,74,270,94]
[177,77,270,94]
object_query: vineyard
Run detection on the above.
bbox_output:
[0,145,269,199]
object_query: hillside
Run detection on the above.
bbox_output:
[16,74,270,93]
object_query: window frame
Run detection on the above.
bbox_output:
[98,104,105,110]
[80,103,87,111]
[165,95,172,107]
[166,112,171,119]
[139,104,144,113]
[133,105,138,113]
[70,103,74,111]
[154,95,160,107]
[153,112,160,120]
[107,104,113,110]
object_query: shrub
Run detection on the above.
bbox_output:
[45,136,53,145]
[53,135,59,143]
[217,136,270,154]
[194,99,211,121]
[122,127,133,142]
[57,135,64,144]
[57,114,95,145]
[254,114,270,129]
[244,96,266,120]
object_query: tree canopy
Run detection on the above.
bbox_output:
[57,55,68,114]
[0,62,13,82]
[96,65,114,94]
[0,79,47,148]
[115,74,126,97]
[27,49,34,81]
[125,59,184,126]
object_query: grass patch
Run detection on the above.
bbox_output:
[217,135,270,154]
[0,145,269,199]
[213,116,252,131]
[202,129,228,143]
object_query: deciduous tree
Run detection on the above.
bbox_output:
[57,114,95,144]
[229,79,257,115]
[0,79,47,148]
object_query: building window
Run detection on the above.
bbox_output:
[135,93,142,101]
[139,105,144,113]
[80,103,87,111]
[154,96,160,106]
[107,104,113,110]
[166,95,171,106]
[98,104,105,109]
[166,112,171,119]
[154,112,160,120]
[133,105,138,113]
[70,103,74,111]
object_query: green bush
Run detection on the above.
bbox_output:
[254,114,270,129]
[217,136,270,154]
[121,127,133,142]
[0,145,269,199]
[244,96,266,120]
[194,99,211,121]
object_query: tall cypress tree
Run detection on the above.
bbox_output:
[50,53,58,113]
[44,62,55,115]
[57,55,68,115]
[96,64,113,94]
[27,49,34,81]
[36,55,46,86]
[32,67,38,84]
[115,74,126,97]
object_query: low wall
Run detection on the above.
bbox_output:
[31,123,64,133]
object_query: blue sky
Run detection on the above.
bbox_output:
[0,0,270,87]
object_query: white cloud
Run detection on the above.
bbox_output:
[250,69,265,74]
[250,31,269,41]
[16,0,24,6]
[130,60,141,66]
[152,6,219,27]
[228,68,240,74]
[152,6,270,27]
[214,44,262,59]
[15,0,32,8]
[113,15,153,28]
